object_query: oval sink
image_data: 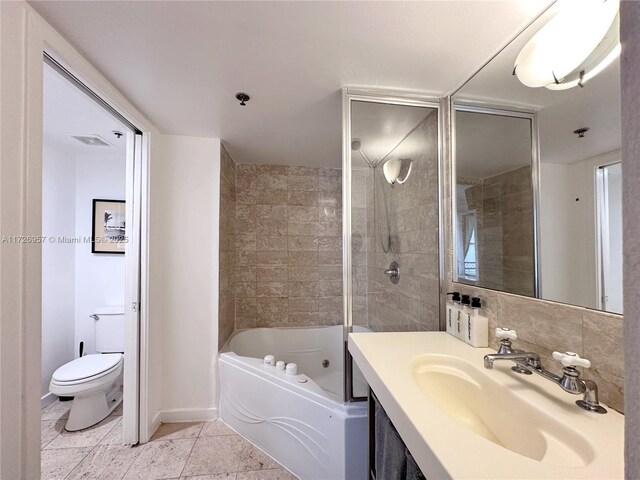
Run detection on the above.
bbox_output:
[411,354,594,467]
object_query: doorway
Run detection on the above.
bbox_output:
[40,52,145,465]
[596,162,623,314]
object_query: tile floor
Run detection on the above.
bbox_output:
[41,400,298,480]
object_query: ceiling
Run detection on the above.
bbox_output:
[453,2,621,166]
[30,0,551,167]
[44,63,129,157]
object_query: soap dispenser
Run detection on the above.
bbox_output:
[445,292,462,337]
[466,297,489,347]
[460,295,472,341]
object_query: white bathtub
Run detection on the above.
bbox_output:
[219,325,368,480]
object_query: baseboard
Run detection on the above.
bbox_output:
[41,392,57,409]
[158,407,219,424]
[148,410,163,441]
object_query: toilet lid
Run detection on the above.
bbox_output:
[52,353,123,383]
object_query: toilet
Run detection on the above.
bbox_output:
[50,306,124,431]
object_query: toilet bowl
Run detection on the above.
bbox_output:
[50,353,123,431]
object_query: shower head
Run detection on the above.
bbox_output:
[351,138,378,169]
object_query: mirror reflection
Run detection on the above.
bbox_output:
[455,110,536,297]
[452,1,622,314]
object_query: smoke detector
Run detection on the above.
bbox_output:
[68,134,111,147]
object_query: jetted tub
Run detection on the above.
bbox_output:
[219,325,368,480]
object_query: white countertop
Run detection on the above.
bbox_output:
[348,331,624,480]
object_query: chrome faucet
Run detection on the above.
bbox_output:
[484,327,535,374]
[483,328,607,414]
[484,351,541,372]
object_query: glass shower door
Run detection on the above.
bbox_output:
[343,92,441,400]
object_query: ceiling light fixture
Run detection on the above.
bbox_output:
[514,0,620,90]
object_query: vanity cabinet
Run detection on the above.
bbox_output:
[368,389,427,480]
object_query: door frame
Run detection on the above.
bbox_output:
[42,49,150,445]
[595,161,622,312]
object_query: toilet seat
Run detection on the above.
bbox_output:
[51,353,123,386]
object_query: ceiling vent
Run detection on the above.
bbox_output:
[69,134,111,147]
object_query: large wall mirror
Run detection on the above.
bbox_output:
[451,0,622,314]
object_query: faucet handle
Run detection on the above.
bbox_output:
[495,328,517,340]
[552,351,591,369]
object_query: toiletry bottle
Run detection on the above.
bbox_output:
[445,292,461,337]
[466,297,489,347]
[459,295,471,341]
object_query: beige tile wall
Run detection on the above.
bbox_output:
[234,165,343,328]
[443,102,625,412]
[460,165,535,296]
[364,110,441,332]
[218,145,236,349]
[351,168,370,327]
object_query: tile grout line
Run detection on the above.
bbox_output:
[118,439,142,480]
[176,423,205,478]
[62,441,97,480]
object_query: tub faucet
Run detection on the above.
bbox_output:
[483,328,607,414]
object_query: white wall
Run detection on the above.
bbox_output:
[539,162,591,307]
[153,135,221,421]
[540,150,621,309]
[41,144,77,400]
[74,154,126,355]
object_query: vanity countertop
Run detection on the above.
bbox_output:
[348,331,624,480]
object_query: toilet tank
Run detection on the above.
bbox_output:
[94,306,125,353]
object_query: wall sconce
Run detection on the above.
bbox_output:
[513,0,620,90]
[383,158,413,187]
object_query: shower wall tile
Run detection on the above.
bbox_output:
[318,222,341,237]
[256,236,288,251]
[364,111,441,333]
[257,266,287,282]
[288,191,318,206]
[319,191,342,207]
[288,267,318,281]
[288,236,318,251]
[256,188,288,205]
[255,218,287,236]
[234,164,343,329]
[288,206,319,222]
[318,251,341,266]
[288,221,319,236]
[236,298,257,329]
[255,251,288,266]
[289,281,318,298]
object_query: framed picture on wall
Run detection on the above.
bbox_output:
[92,199,126,254]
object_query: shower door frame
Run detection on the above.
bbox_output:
[341,88,444,402]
